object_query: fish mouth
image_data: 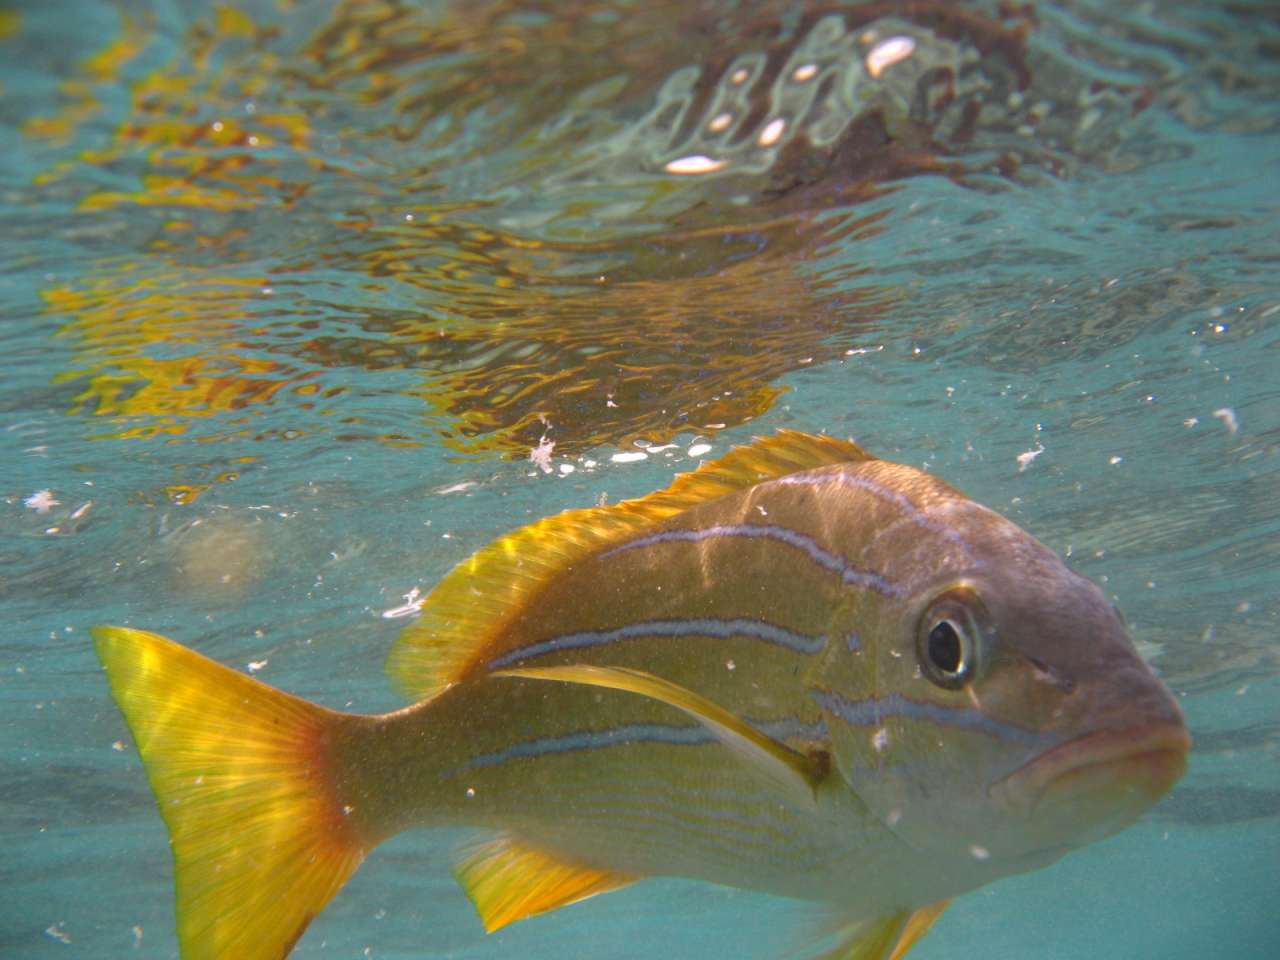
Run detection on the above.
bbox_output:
[993,721,1190,818]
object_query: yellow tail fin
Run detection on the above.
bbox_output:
[93,626,373,959]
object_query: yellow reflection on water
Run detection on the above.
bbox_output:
[27,0,1036,456]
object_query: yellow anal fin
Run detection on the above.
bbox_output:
[92,626,373,960]
[494,663,824,811]
[889,900,950,960]
[455,834,638,933]
[821,901,951,960]
[388,429,874,703]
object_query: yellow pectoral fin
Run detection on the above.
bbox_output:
[821,901,951,960]
[455,834,638,933]
[493,663,824,811]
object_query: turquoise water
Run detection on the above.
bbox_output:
[2,0,1278,956]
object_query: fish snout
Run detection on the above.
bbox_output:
[989,718,1190,841]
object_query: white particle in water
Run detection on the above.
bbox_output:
[247,660,267,673]
[969,844,991,860]
[44,923,71,944]
[687,443,712,457]
[24,490,59,514]
[757,117,786,147]
[866,36,916,78]
[611,451,648,464]
[111,740,125,752]
[437,481,476,495]
[465,787,476,798]
[1016,443,1045,472]
[708,112,733,133]
[382,587,424,620]
[664,154,726,175]
[1109,455,1123,465]
[792,63,818,82]
[872,728,890,753]
[1212,407,1239,434]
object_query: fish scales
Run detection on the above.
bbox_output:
[91,431,1189,960]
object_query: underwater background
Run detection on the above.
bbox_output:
[1,0,1277,956]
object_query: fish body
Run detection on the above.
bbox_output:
[93,431,1188,959]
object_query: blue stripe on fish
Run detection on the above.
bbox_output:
[461,716,827,772]
[811,690,1050,747]
[775,472,975,554]
[602,524,903,597]
[464,723,713,770]
[489,617,826,669]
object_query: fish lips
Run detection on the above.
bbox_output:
[990,721,1190,828]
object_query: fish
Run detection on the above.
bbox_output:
[92,430,1189,960]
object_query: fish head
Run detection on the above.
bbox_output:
[813,492,1188,878]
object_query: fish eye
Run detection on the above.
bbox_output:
[917,589,981,689]
[927,620,964,673]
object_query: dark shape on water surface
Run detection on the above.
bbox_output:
[25,0,1280,455]
[27,1,1105,458]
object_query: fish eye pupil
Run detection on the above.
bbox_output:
[927,620,963,675]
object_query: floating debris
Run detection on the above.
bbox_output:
[529,435,556,474]
[24,490,60,514]
[382,588,425,620]
[1212,407,1239,434]
[1016,443,1045,472]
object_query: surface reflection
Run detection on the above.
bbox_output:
[22,0,1237,456]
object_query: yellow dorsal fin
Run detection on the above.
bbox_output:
[387,430,873,701]
[454,834,638,933]
[496,663,823,810]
